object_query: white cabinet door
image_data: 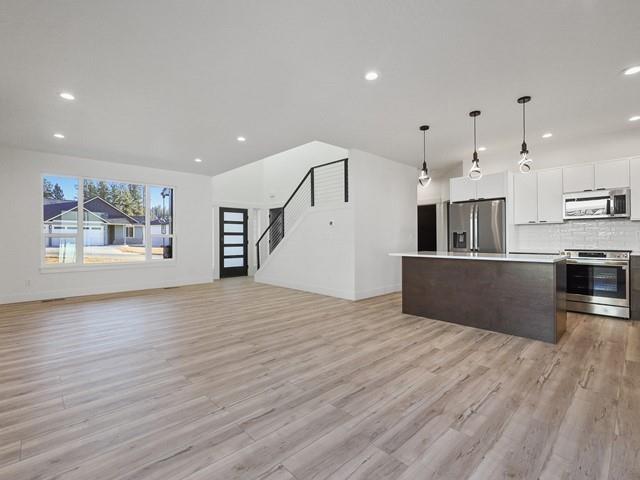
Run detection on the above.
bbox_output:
[513,173,538,224]
[595,159,630,189]
[476,172,507,200]
[537,169,564,224]
[563,164,594,193]
[631,158,640,220]
[450,176,477,202]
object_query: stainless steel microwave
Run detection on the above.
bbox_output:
[563,188,630,220]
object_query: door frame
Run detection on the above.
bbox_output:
[219,207,248,278]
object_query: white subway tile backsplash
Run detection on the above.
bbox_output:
[514,219,640,252]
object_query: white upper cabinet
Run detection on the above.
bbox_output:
[630,158,640,220]
[563,164,594,193]
[449,176,477,203]
[476,172,507,200]
[450,172,507,203]
[537,169,564,223]
[594,159,630,189]
[513,173,538,224]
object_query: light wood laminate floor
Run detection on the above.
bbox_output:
[0,278,638,480]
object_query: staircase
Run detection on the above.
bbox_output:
[256,158,349,269]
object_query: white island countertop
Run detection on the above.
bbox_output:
[389,251,568,263]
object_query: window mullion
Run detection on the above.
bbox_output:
[76,177,84,264]
[145,186,151,261]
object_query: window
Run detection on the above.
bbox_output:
[43,175,78,264]
[42,175,175,267]
[82,178,146,264]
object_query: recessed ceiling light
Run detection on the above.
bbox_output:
[59,92,75,101]
[623,65,640,76]
[478,146,487,152]
[194,158,203,163]
[542,132,553,138]
[630,115,640,122]
[53,133,65,139]
[365,71,379,81]
[237,136,246,142]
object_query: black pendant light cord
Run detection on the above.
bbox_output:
[517,96,531,155]
[423,128,427,170]
[473,116,477,153]
[419,125,429,173]
[522,101,526,143]
[521,101,528,153]
[472,114,478,161]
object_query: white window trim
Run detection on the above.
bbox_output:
[41,175,177,271]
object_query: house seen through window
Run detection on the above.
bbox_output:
[43,175,174,265]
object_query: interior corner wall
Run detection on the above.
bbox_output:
[350,149,417,300]
[0,146,213,304]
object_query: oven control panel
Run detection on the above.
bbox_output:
[562,250,630,260]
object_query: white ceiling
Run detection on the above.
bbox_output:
[1,0,639,176]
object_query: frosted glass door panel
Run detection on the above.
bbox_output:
[224,223,244,233]
[223,258,244,267]
[224,246,244,256]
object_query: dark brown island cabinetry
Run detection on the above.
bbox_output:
[395,253,567,344]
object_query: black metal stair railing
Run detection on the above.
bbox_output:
[256,158,348,269]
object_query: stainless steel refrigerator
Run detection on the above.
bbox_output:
[448,199,506,253]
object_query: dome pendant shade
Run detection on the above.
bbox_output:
[468,111,482,180]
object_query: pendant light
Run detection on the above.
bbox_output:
[418,125,431,187]
[468,110,482,180]
[517,96,532,173]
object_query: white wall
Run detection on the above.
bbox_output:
[211,141,348,279]
[0,146,213,304]
[262,142,348,205]
[348,150,416,299]
[254,149,416,300]
[211,161,265,207]
[211,141,348,208]
[254,205,356,299]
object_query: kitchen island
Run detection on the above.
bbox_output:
[390,251,567,343]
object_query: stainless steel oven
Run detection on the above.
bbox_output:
[563,188,630,220]
[562,249,630,318]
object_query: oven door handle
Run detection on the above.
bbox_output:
[566,259,628,267]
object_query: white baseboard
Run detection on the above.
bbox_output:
[0,276,214,305]
[354,284,401,300]
[254,276,357,301]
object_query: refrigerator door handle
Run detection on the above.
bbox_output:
[474,204,479,252]
[469,205,475,252]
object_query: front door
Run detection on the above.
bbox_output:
[219,207,248,278]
